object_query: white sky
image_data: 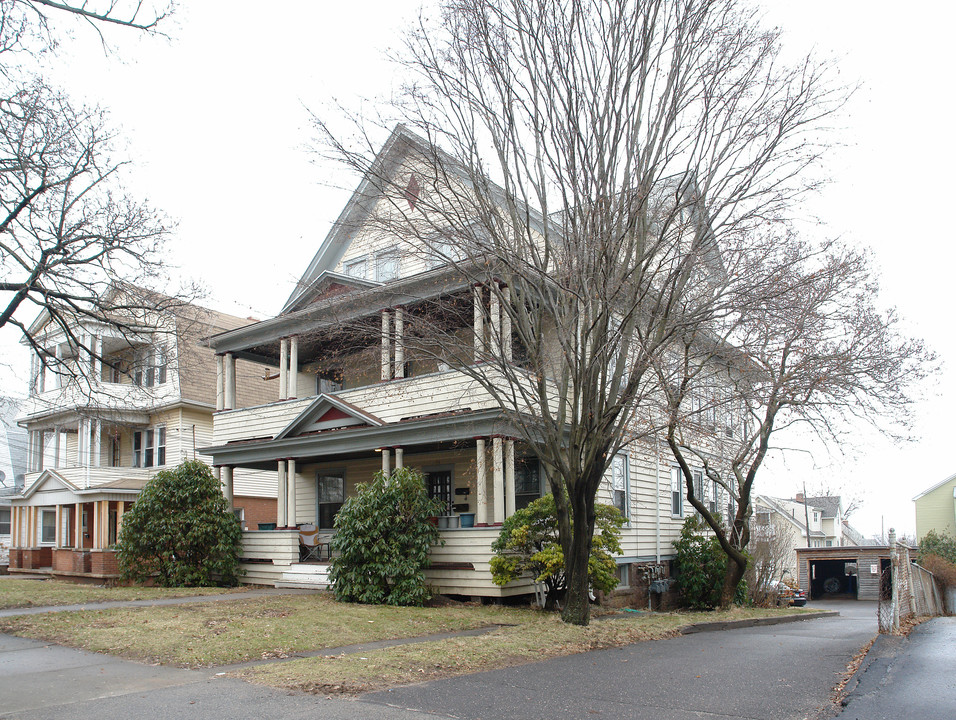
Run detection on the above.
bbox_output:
[2,1,953,539]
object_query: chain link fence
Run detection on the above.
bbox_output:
[878,534,944,634]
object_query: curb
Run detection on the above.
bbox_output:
[680,610,840,634]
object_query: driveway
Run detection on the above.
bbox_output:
[837,615,956,720]
[361,600,878,720]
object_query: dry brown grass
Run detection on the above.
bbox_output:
[0,590,820,695]
[0,578,245,610]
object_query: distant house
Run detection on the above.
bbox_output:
[913,473,956,541]
[752,493,863,581]
[8,289,277,580]
[0,397,28,567]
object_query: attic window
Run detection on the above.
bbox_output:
[405,174,420,211]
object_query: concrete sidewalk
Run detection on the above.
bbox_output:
[837,615,956,720]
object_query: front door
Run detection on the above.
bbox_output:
[425,470,453,515]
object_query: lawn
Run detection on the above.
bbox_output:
[0,578,246,610]
[0,591,820,694]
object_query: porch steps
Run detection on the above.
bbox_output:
[274,563,331,590]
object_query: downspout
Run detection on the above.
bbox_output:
[655,429,661,563]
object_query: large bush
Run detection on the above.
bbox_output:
[328,468,444,606]
[917,530,956,565]
[489,494,624,610]
[673,515,746,609]
[116,459,243,586]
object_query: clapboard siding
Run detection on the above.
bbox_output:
[240,530,299,565]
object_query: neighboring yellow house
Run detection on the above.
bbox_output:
[913,473,956,541]
[9,289,277,580]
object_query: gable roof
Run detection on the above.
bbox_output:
[282,125,429,315]
[20,469,80,499]
[913,472,956,502]
[274,394,384,440]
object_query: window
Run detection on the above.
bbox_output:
[755,511,771,526]
[317,474,345,529]
[133,346,167,388]
[0,508,10,535]
[39,508,56,544]
[515,457,543,510]
[133,426,166,468]
[344,256,368,279]
[606,453,629,520]
[425,469,453,515]
[670,467,683,517]
[825,540,833,547]
[375,247,401,282]
[709,478,719,514]
[316,369,343,395]
[233,507,245,525]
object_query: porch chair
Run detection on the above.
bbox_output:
[298,524,323,562]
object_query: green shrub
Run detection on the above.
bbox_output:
[672,515,746,609]
[917,530,956,565]
[489,494,624,609]
[328,468,444,606]
[116,459,243,587]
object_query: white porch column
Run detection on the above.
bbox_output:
[116,501,126,541]
[215,355,224,411]
[221,466,234,510]
[501,284,512,362]
[490,287,501,359]
[505,438,515,518]
[53,428,61,469]
[394,308,404,379]
[492,437,504,523]
[473,284,484,361]
[287,459,297,527]
[395,447,404,469]
[279,338,289,400]
[54,505,62,548]
[288,335,298,399]
[381,310,392,381]
[476,438,488,525]
[224,353,236,410]
[77,419,88,467]
[74,503,82,548]
[276,460,288,528]
[381,448,391,476]
[92,419,101,468]
[91,501,101,550]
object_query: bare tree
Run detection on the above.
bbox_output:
[0,0,182,388]
[664,236,933,606]
[315,0,846,625]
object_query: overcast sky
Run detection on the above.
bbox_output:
[2,1,952,539]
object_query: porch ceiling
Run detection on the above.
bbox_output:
[201,408,523,470]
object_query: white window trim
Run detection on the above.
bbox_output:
[38,508,57,545]
[343,255,369,279]
[670,466,684,518]
[607,453,630,523]
[375,246,402,282]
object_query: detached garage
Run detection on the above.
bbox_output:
[796,546,894,601]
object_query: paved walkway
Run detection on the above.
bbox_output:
[837,615,956,720]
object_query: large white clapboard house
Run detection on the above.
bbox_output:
[202,126,730,597]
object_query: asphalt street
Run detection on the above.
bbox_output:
[0,600,879,720]
[837,615,956,720]
[361,600,879,720]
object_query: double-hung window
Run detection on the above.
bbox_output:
[133,426,166,468]
[671,467,683,517]
[344,256,368,279]
[607,453,629,520]
[375,247,401,282]
[134,346,167,388]
[39,508,56,544]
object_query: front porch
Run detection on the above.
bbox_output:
[239,526,536,597]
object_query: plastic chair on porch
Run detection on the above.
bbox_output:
[298,524,323,562]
